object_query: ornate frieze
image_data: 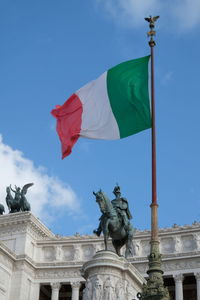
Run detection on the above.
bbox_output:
[36,268,82,280]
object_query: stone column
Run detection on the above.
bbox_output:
[174,274,184,300]
[71,281,81,300]
[195,273,200,300]
[51,282,61,300]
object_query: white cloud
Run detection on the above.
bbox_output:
[97,0,200,31]
[0,135,81,223]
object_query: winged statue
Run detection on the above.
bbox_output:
[144,16,160,28]
[5,183,34,213]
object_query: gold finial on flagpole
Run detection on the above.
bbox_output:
[145,16,160,47]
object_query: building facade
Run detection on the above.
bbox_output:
[0,212,199,300]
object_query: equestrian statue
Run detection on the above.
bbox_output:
[6,183,33,213]
[93,185,135,258]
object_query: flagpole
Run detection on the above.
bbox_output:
[138,16,170,300]
[149,17,158,243]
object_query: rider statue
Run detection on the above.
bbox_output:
[10,186,21,202]
[111,185,132,232]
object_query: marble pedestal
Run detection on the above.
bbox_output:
[82,250,146,300]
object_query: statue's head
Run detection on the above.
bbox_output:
[113,185,121,196]
[93,190,107,213]
[94,277,102,287]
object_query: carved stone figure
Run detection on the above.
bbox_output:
[6,183,33,213]
[174,236,182,253]
[73,245,82,261]
[115,279,124,300]
[93,186,134,257]
[103,277,115,300]
[92,277,103,300]
[193,233,200,250]
[133,240,141,256]
[0,203,5,215]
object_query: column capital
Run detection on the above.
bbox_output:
[51,282,61,290]
[195,272,200,280]
[71,281,81,289]
[173,274,184,282]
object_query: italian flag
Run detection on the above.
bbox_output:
[51,56,151,159]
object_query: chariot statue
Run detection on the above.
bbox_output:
[93,185,134,257]
[6,183,33,213]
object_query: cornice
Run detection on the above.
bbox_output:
[37,222,200,243]
[0,212,54,239]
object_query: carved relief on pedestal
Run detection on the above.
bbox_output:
[115,279,125,300]
[103,276,115,300]
[83,274,138,300]
[92,276,103,300]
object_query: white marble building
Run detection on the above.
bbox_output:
[0,212,199,300]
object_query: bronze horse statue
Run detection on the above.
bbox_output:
[93,190,134,257]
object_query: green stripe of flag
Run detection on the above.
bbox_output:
[107,55,151,138]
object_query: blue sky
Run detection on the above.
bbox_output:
[0,0,200,236]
